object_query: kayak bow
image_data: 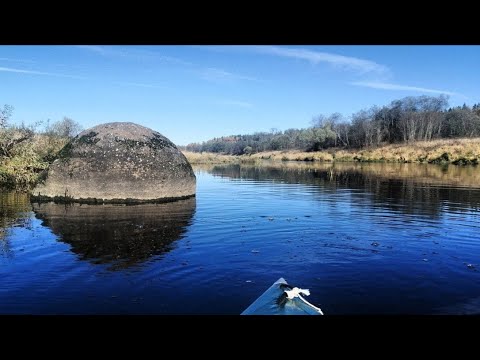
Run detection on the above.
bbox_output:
[241,277,323,315]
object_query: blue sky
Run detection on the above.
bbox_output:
[1,45,479,145]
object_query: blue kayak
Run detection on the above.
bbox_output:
[241,277,324,315]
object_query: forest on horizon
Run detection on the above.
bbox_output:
[184,95,480,155]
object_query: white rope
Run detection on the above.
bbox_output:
[285,287,310,299]
[284,287,324,315]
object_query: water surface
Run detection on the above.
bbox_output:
[1,162,479,314]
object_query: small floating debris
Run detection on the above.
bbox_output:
[466,264,476,270]
[371,242,380,247]
[251,250,260,254]
[423,258,429,262]
[267,217,274,221]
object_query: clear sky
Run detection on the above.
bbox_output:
[1,45,479,145]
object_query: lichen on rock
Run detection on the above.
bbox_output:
[31,122,196,203]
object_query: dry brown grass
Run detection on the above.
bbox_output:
[346,138,480,164]
[183,138,480,165]
[249,150,335,162]
[181,151,241,164]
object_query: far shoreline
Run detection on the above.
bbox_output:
[182,137,480,166]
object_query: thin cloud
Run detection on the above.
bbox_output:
[0,66,84,79]
[76,45,106,55]
[243,46,390,76]
[200,67,259,83]
[351,81,465,97]
[115,81,165,89]
[0,57,36,64]
[79,46,260,83]
[217,100,253,108]
[77,45,192,66]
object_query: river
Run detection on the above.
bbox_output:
[1,162,479,314]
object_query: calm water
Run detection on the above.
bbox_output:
[1,162,480,314]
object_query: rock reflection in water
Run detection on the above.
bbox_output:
[32,198,196,270]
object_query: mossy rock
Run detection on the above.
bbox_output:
[452,157,479,166]
[428,152,450,164]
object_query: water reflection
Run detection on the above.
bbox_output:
[1,162,480,314]
[200,161,480,218]
[32,198,196,270]
[0,192,31,257]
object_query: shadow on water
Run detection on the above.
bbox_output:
[31,198,196,270]
[198,161,480,218]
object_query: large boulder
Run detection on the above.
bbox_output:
[31,122,196,203]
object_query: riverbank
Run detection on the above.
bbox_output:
[2,137,478,191]
[182,137,480,165]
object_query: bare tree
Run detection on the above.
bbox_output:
[0,106,36,158]
[49,117,83,138]
[335,121,351,147]
[0,105,14,129]
[0,123,34,158]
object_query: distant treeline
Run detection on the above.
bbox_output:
[184,95,480,155]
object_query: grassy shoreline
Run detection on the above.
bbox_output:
[1,137,478,191]
[183,137,480,165]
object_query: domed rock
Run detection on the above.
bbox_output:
[31,122,196,203]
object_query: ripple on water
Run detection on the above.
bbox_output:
[1,162,480,314]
